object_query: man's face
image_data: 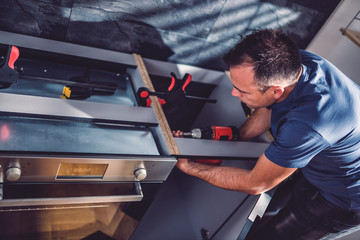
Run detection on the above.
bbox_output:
[230,64,276,109]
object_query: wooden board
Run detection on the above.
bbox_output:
[340,28,360,47]
[133,54,180,156]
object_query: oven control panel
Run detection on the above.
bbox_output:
[0,156,175,183]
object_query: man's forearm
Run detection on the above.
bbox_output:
[180,160,257,194]
[177,154,297,196]
[238,107,271,140]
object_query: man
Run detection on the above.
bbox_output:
[175,29,360,239]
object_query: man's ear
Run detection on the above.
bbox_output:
[272,86,285,99]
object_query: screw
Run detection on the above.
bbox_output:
[201,228,210,240]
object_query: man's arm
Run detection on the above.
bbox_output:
[176,153,297,195]
[238,107,271,141]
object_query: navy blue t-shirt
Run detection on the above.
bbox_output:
[265,50,360,210]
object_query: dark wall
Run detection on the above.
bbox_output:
[0,0,340,71]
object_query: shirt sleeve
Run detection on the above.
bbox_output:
[264,120,330,168]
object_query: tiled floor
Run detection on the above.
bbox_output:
[0,0,340,71]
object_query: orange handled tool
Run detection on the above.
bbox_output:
[165,72,192,105]
[8,46,19,69]
[137,72,216,107]
[0,45,20,89]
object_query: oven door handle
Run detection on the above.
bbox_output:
[0,182,143,207]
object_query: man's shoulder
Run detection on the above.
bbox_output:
[299,50,325,66]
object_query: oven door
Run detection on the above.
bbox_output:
[0,182,143,207]
[0,180,147,240]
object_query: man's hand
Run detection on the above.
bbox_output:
[176,158,192,172]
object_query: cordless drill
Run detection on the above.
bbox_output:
[180,126,239,141]
[179,126,239,166]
